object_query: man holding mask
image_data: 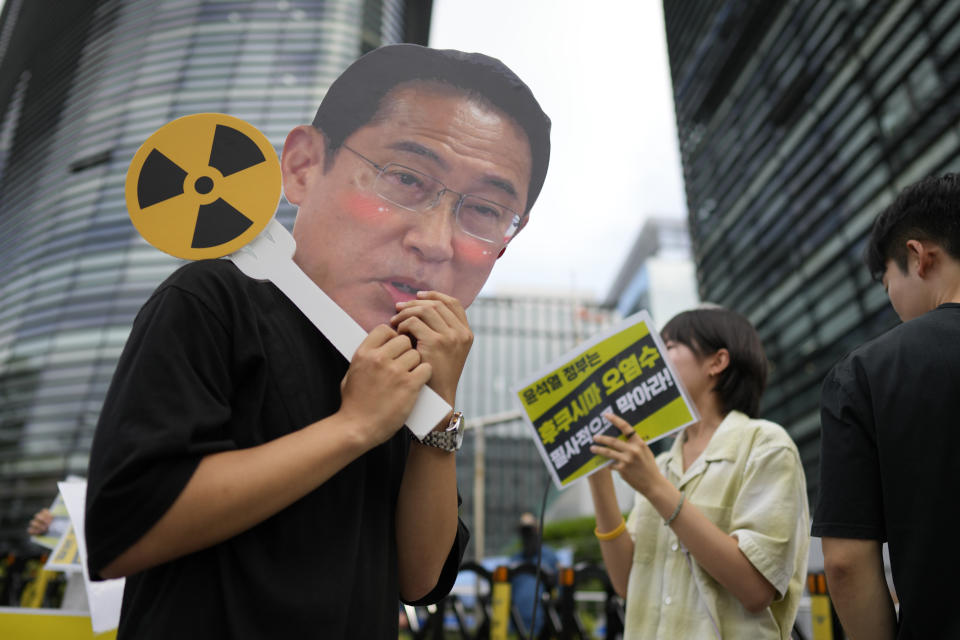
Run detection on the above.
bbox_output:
[85,44,550,638]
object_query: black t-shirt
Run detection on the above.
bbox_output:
[85,260,467,639]
[813,303,960,640]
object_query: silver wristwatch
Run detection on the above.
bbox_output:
[419,411,464,452]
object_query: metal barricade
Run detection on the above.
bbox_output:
[408,561,625,640]
[506,562,560,639]
[556,562,623,640]
[405,561,493,640]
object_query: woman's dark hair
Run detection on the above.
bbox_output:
[661,307,768,417]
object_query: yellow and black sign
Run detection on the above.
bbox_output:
[48,524,80,570]
[125,113,281,260]
[515,311,698,489]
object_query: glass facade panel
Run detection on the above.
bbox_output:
[0,0,429,550]
[456,295,616,557]
[663,0,960,503]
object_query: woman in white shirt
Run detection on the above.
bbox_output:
[587,307,809,639]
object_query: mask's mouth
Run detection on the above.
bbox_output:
[391,281,420,294]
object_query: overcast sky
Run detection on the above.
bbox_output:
[0,0,685,300]
[430,0,687,301]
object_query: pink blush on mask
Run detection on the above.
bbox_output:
[341,192,395,223]
[453,236,498,265]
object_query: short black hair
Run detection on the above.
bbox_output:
[865,173,960,281]
[661,307,768,418]
[311,44,551,217]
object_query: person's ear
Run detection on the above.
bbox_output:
[708,348,730,377]
[906,238,937,278]
[281,125,324,206]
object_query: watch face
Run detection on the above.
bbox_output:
[454,427,464,449]
[448,412,464,450]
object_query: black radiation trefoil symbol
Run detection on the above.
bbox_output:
[136,124,267,249]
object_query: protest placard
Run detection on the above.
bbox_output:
[515,310,698,489]
[46,523,82,573]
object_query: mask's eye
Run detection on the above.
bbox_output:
[377,164,435,207]
[462,200,503,221]
[459,196,517,243]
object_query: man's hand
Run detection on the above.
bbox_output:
[391,291,473,407]
[340,325,432,447]
[101,328,430,580]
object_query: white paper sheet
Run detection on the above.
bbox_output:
[58,480,124,634]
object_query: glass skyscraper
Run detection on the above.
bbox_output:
[0,0,431,551]
[458,294,615,557]
[604,216,699,326]
[662,0,960,500]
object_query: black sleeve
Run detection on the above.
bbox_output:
[401,495,471,606]
[811,359,885,540]
[85,277,238,579]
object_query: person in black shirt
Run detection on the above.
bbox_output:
[85,44,551,638]
[813,173,960,640]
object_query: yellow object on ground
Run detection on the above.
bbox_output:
[490,565,511,640]
[19,568,56,608]
[0,607,117,640]
[810,594,835,639]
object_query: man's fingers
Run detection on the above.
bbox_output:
[398,290,468,324]
[362,324,399,349]
[392,301,455,333]
[395,316,431,342]
[396,347,422,371]
[415,289,465,314]
[422,297,463,326]
[381,333,417,357]
[411,362,433,385]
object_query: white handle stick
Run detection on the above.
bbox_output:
[227,219,451,438]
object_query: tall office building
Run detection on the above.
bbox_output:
[605,216,699,326]
[0,0,431,551]
[662,0,960,499]
[457,294,615,558]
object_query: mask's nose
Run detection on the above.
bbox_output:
[402,192,457,262]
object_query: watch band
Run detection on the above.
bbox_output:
[420,411,464,452]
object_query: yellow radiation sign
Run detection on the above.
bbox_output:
[125,113,281,260]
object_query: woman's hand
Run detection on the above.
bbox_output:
[590,412,667,497]
[27,508,53,536]
[593,414,779,614]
